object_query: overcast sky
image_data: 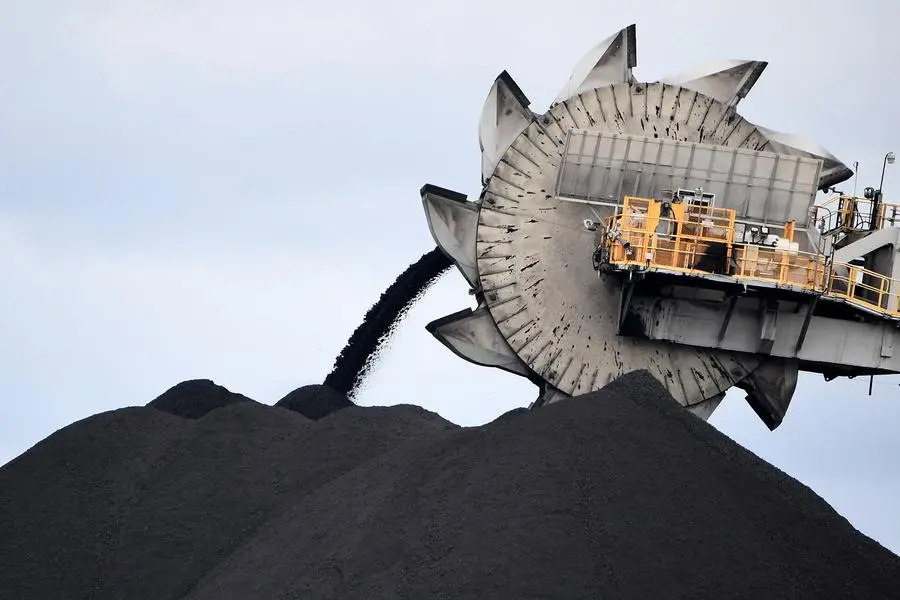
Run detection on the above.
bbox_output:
[2,1,898,555]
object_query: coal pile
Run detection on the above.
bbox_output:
[276,384,353,420]
[0,382,452,600]
[1,372,898,599]
[149,378,258,418]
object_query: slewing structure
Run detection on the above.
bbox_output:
[420,24,899,429]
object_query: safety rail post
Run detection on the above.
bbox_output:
[689,211,699,273]
[776,248,783,286]
[809,254,818,290]
[892,274,900,315]
[784,220,795,242]
[818,253,828,291]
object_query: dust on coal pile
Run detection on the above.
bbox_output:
[2,372,898,600]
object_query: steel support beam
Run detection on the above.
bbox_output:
[625,294,900,373]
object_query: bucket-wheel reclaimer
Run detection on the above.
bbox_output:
[421,24,900,429]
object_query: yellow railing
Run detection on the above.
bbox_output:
[827,262,900,316]
[608,196,735,267]
[733,245,827,291]
[608,220,828,292]
[817,194,900,233]
[603,195,900,319]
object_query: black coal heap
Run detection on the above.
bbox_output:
[276,384,353,420]
[148,378,258,419]
[1,371,897,599]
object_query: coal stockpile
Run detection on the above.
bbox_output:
[1,372,898,600]
[276,383,353,420]
[148,378,259,418]
[0,381,455,600]
[323,247,452,397]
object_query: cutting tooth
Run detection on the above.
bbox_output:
[735,359,800,431]
[661,59,767,108]
[756,126,854,189]
[420,184,480,289]
[685,392,726,421]
[553,23,637,105]
[532,381,569,408]
[478,71,534,184]
[426,304,532,378]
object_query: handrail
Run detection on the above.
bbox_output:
[602,195,900,319]
[828,261,900,315]
[816,194,900,233]
[609,216,828,292]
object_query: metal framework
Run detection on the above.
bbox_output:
[600,195,900,318]
[556,129,822,225]
[417,24,896,431]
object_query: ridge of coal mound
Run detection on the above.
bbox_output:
[147,378,258,419]
[276,384,353,420]
[2,370,898,599]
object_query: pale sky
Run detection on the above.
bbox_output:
[2,1,899,554]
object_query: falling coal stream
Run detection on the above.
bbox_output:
[324,247,453,397]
